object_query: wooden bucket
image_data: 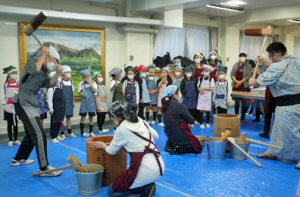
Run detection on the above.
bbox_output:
[86,135,127,186]
[213,114,240,137]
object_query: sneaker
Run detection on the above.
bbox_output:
[11,159,34,166]
[82,133,90,137]
[245,113,249,116]
[99,129,109,134]
[250,114,253,116]
[51,138,59,143]
[147,120,151,124]
[60,134,66,140]
[158,122,165,127]
[13,140,21,145]
[200,124,205,129]
[56,136,63,141]
[7,141,13,147]
[69,133,77,138]
[90,132,96,137]
[38,166,62,177]
[206,124,210,128]
[150,121,156,125]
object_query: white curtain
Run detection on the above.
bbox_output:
[153,24,210,60]
[240,35,273,61]
[294,37,300,58]
[209,27,218,52]
[153,28,185,60]
[185,24,209,60]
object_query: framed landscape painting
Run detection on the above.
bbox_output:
[19,23,106,100]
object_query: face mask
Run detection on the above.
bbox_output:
[98,78,103,83]
[219,75,225,80]
[259,63,262,66]
[57,78,62,83]
[194,59,201,64]
[65,74,71,79]
[176,93,182,100]
[210,56,216,60]
[186,73,192,78]
[128,75,134,80]
[175,72,181,77]
[10,75,17,80]
[141,73,147,78]
[46,60,55,70]
[204,72,209,76]
[239,57,246,62]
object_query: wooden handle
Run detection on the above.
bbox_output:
[227,138,262,167]
[245,138,283,149]
[31,32,64,75]
[67,154,89,173]
[240,132,247,143]
[252,26,272,78]
[218,130,231,142]
[32,164,72,176]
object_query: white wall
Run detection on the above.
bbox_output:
[0,0,152,135]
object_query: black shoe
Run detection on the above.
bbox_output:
[259,133,269,138]
[164,140,172,153]
[225,149,231,153]
[141,183,156,197]
[252,119,260,122]
[241,116,245,121]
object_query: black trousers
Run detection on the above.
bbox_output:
[199,111,210,124]
[7,120,18,141]
[217,107,227,114]
[97,113,106,131]
[14,102,49,169]
[138,104,147,119]
[234,98,248,117]
[188,109,195,117]
[50,115,60,139]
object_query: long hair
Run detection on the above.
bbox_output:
[162,88,179,112]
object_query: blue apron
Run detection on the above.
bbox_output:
[141,78,151,103]
[183,79,197,109]
[62,79,73,116]
[79,82,96,113]
[52,84,66,123]
[147,76,157,105]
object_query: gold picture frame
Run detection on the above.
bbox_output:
[19,23,106,101]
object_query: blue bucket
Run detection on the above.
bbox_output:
[207,137,227,161]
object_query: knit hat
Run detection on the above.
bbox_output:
[80,68,91,78]
[49,46,60,61]
[62,66,71,73]
[3,65,17,74]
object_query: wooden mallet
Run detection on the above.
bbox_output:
[23,11,64,74]
[244,26,274,78]
[32,165,73,176]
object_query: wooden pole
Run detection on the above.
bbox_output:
[245,138,283,149]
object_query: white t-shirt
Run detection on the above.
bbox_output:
[106,118,165,189]
[62,79,75,92]
[47,85,62,111]
[77,81,97,96]
[197,77,215,88]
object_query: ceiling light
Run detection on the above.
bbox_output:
[288,19,300,23]
[206,5,244,12]
[226,1,247,5]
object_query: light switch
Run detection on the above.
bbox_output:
[130,55,134,61]
[227,57,229,62]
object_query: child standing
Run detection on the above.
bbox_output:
[157,67,172,126]
[78,68,98,137]
[172,65,184,103]
[37,88,48,127]
[146,64,159,125]
[122,67,140,113]
[1,66,20,147]
[180,67,198,117]
[93,72,109,134]
[197,65,215,129]
[61,66,76,138]
[109,67,123,131]
[47,72,66,143]
[137,65,151,119]
[213,65,231,114]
